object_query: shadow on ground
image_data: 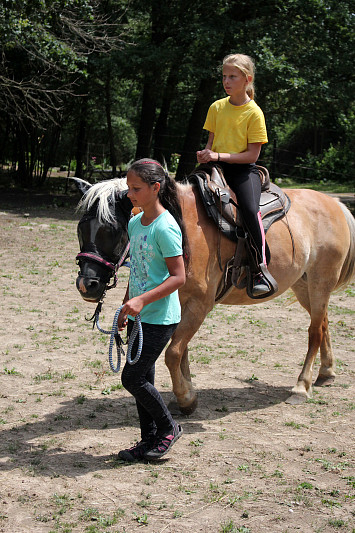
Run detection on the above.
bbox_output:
[0,382,290,477]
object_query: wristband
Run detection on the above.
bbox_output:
[218,153,220,161]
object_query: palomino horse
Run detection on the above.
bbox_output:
[74,176,355,414]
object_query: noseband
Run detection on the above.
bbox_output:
[76,242,130,290]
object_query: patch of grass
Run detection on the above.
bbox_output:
[215,405,228,413]
[85,359,103,369]
[328,518,347,527]
[271,469,283,478]
[248,318,269,328]
[314,458,351,471]
[307,397,328,405]
[189,438,204,447]
[52,493,74,515]
[76,394,86,405]
[345,286,355,297]
[54,414,71,421]
[137,493,151,508]
[297,481,314,490]
[79,507,124,527]
[219,521,251,533]
[133,512,148,525]
[277,178,353,193]
[321,498,342,508]
[172,509,183,518]
[342,476,355,488]
[101,383,123,395]
[219,428,227,440]
[61,370,76,380]
[33,370,58,383]
[285,421,307,430]
[3,367,22,375]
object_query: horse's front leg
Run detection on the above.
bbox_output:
[165,299,212,415]
[166,345,197,416]
[287,322,323,404]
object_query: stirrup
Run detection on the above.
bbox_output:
[247,263,278,300]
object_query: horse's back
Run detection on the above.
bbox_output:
[222,188,353,304]
[281,188,351,248]
[177,183,353,305]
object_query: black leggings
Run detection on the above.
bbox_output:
[219,162,266,265]
[121,320,178,442]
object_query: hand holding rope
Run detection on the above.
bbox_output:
[94,305,143,373]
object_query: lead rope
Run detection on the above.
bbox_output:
[94,305,143,373]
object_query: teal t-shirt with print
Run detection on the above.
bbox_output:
[127,210,183,325]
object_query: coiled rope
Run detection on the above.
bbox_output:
[94,305,143,373]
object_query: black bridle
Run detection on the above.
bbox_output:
[76,242,130,290]
[76,242,130,330]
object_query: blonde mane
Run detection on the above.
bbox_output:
[77,177,128,224]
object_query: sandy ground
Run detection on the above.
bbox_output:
[0,196,354,533]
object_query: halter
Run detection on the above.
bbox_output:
[76,242,130,290]
[78,245,142,373]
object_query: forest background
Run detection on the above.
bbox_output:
[0,0,354,189]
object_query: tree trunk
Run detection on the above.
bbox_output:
[135,78,159,160]
[135,2,165,160]
[16,126,30,187]
[176,77,216,180]
[75,98,88,180]
[153,67,179,165]
[39,126,61,186]
[105,71,117,177]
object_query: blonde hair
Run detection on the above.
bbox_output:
[222,53,255,100]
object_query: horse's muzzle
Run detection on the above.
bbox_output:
[76,275,107,302]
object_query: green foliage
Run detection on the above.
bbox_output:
[1,0,354,186]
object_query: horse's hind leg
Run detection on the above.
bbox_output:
[314,310,336,387]
[287,278,334,404]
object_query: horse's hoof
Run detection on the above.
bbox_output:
[314,375,335,387]
[285,393,308,405]
[179,397,198,416]
[168,397,198,416]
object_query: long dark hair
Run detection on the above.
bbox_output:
[128,158,190,269]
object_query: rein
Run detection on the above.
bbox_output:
[78,242,139,372]
[93,302,143,373]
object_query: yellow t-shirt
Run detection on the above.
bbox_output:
[203,97,268,154]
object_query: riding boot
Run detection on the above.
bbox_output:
[249,263,278,299]
[252,272,271,296]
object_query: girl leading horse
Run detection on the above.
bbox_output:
[75,172,355,414]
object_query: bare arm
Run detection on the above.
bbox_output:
[197,141,262,165]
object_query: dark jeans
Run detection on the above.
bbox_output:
[121,319,178,442]
[219,162,266,265]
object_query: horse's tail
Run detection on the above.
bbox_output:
[336,201,355,289]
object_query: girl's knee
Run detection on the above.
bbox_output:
[121,367,135,393]
[121,366,143,395]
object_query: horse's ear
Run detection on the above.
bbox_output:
[71,177,92,197]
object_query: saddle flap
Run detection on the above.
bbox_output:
[189,164,290,242]
[197,165,238,226]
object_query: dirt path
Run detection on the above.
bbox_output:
[0,202,354,533]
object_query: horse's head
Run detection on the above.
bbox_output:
[74,178,132,302]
